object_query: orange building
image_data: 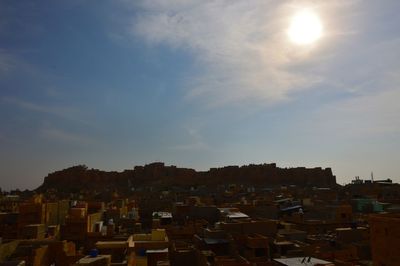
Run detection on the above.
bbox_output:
[369,213,400,266]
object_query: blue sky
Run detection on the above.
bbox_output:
[1,0,399,190]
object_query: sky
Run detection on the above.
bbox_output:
[1,0,400,190]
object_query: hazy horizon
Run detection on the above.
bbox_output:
[1,1,399,190]
[0,161,394,191]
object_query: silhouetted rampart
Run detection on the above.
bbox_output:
[37,162,336,193]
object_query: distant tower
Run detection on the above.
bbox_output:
[371,171,374,182]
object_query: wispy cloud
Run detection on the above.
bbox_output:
[127,0,359,107]
[2,97,90,125]
[314,88,400,138]
[170,127,210,151]
[0,50,16,75]
[39,127,94,146]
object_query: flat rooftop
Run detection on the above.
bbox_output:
[274,257,332,266]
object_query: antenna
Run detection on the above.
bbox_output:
[371,171,374,182]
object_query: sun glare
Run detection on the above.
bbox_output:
[288,9,323,45]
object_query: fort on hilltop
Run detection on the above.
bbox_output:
[37,162,337,193]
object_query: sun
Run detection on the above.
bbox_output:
[288,9,323,45]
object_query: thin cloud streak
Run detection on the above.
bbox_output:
[0,50,16,75]
[170,127,211,151]
[315,89,400,138]
[39,127,94,146]
[2,97,91,126]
